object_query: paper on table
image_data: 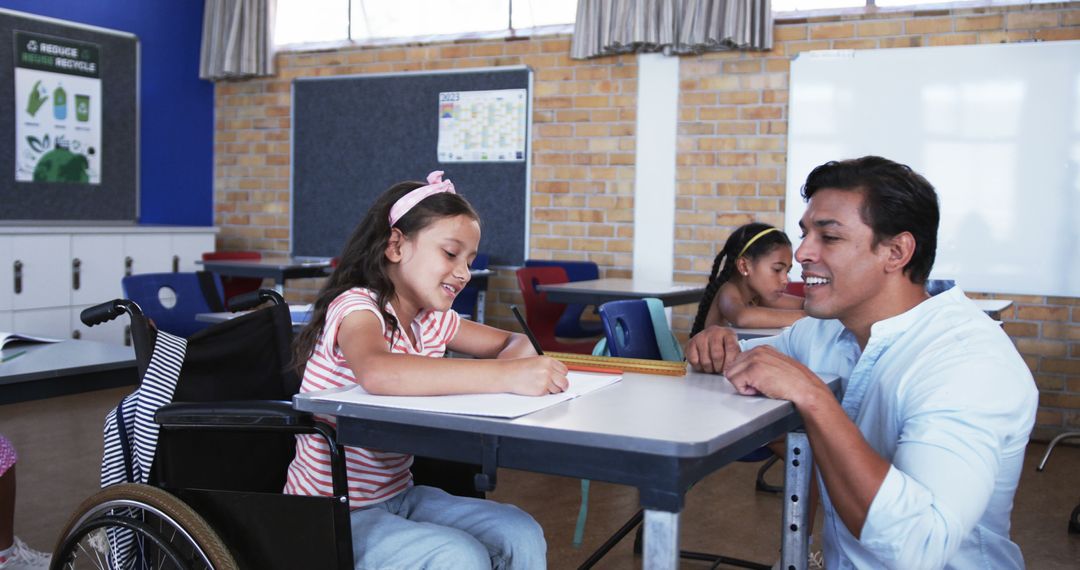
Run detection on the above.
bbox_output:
[305,371,621,419]
[0,331,62,350]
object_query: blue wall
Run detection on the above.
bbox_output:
[5,0,213,226]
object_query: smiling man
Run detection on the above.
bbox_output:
[687,156,1038,569]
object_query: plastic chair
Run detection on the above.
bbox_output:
[121,272,226,338]
[597,300,661,360]
[451,253,490,319]
[523,260,604,338]
[926,278,956,296]
[203,250,264,304]
[514,267,598,354]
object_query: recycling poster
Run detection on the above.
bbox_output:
[13,31,101,184]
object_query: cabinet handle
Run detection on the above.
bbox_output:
[72,329,81,339]
[124,325,131,346]
[13,260,22,294]
[125,256,133,277]
[73,258,82,290]
[172,255,179,273]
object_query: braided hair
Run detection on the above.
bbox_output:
[690,223,792,337]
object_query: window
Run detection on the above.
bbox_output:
[275,1,1041,47]
[275,0,577,47]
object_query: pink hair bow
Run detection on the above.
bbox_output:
[388,171,457,226]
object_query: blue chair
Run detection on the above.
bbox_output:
[926,278,956,296]
[121,272,226,338]
[451,253,490,320]
[597,300,661,360]
[523,260,604,338]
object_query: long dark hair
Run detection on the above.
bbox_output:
[689,223,792,337]
[292,180,479,371]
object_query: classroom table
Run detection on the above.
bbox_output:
[294,368,840,569]
[198,256,333,293]
[537,278,705,307]
[0,340,137,404]
[196,304,313,332]
[971,299,1013,319]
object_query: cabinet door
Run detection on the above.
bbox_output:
[72,234,125,306]
[172,233,216,272]
[0,310,11,331]
[11,235,71,310]
[13,307,72,338]
[0,236,11,311]
[123,235,173,275]
[72,305,127,345]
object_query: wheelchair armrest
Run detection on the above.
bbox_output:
[155,400,313,428]
[155,400,350,499]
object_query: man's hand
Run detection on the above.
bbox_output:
[724,345,822,403]
[686,325,741,374]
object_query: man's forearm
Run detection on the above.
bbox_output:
[797,385,891,539]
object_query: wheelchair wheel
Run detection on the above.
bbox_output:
[53,483,237,570]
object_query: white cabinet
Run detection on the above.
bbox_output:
[0,225,218,344]
[72,234,125,307]
[10,235,70,310]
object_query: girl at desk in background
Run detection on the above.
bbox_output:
[690,222,806,336]
[287,171,557,569]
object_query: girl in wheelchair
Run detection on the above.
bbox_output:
[288,171,561,569]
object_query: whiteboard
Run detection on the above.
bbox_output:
[786,41,1080,298]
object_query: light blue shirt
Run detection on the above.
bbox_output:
[745,287,1037,569]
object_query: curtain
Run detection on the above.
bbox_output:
[199,0,276,81]
[571,0,772,60]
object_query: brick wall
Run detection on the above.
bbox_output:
[212,2,1080,439]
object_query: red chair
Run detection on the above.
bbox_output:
[202,251,264,305]
[515,267,598,354]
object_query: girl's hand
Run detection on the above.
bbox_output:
[505,356,570,396]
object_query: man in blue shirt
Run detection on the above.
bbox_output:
[687,156,1037,569]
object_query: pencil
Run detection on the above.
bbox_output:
[0,350,26,363]
[510,305,545,355]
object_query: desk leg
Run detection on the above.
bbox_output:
[781,431,812,570]
[643,509,679,570]
[272,281,285,296]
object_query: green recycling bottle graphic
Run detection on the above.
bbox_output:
[53,83,67,120]
[26,80,48,117]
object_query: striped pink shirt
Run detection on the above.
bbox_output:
[284,287,460,508]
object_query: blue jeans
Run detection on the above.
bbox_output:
[349,485,547,570]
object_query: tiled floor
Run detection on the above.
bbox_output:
[2,386,1078,568]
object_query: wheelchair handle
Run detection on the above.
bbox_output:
[81,299,143,327]
[227,288,286,312]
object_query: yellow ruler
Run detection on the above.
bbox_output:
[548,352,687,377]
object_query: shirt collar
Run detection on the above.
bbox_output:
[866,284,968,340]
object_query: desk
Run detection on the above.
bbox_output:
[196,304,312,333]
[0,341,137,404]
[971,299,1013,319]
[198,257,332,293]
[537,278,705,307]
[733,327,785,340]
[295,369,839,569]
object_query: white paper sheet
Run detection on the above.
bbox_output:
[305,371,621,419]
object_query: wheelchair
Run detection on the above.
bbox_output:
[52,289,480,570]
